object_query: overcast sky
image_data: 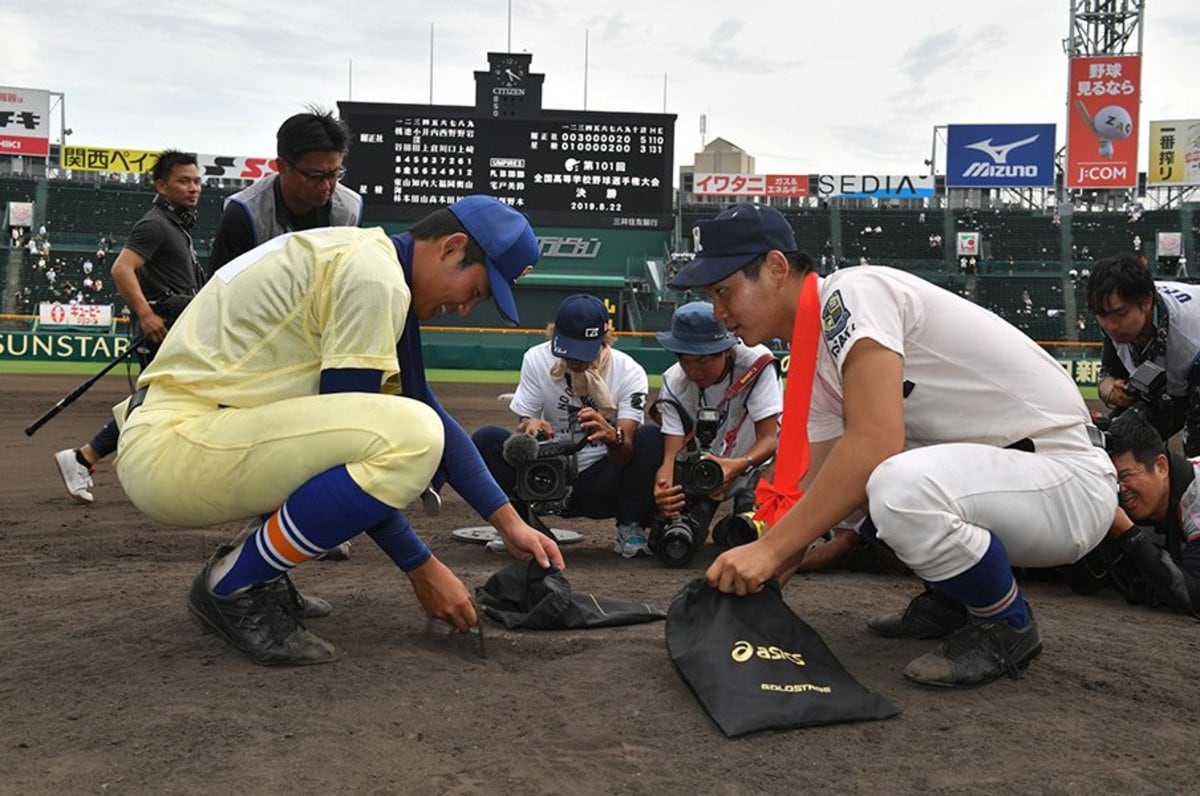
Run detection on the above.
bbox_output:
[3,0,1198,181]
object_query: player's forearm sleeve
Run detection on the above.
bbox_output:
[424,386,509,518]
[366,511,431,572]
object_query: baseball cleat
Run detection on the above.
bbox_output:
[867,588,968,640]
[274,572,333,619]
[54,448,95,504]
[187,557,336,666]
[902,611,1042,688]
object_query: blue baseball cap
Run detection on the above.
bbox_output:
[448,195,539,326]
[551,294,609,362]
[656,301,736,355]
[668,203,797,289]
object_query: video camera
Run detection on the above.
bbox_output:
[502,408,591,516]
[650,407,724,568]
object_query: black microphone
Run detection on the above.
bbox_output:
[502,433,540,466]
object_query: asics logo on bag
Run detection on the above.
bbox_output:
[731,639,807,667]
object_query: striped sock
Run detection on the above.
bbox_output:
[933,534,1030,628]
[208,465,393,595]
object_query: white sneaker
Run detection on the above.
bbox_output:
[613,524,649,558]
[54,449,94,504]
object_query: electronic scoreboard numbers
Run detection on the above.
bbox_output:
[340,53,675,230]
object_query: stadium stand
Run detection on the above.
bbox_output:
[5,178,1198,347]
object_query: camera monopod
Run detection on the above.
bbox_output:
[24,335,147,437]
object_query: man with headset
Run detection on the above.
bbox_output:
[54,150,205,504]
[1088,253,1200,454]
[208,108,363,273]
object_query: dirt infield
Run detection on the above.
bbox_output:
[2,374,1196,794]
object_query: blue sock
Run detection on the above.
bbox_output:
[367,511,432,572]
[210,465,393,595]
[933,535,1030,628]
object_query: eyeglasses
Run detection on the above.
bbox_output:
[285,160,346,184]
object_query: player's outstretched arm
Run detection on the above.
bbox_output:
[407,555,478,630]
[488,503,565,570]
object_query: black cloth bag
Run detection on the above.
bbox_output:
[475,560,666,630]
[666,578,900,737]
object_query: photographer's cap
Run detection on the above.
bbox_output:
[656,301,736,355]
[448,195,539,327]
[551,294,609,362]
[669,203,797,289]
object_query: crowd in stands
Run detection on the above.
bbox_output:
[5,174,1196,345]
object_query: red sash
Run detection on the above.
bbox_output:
[754,272,822,526]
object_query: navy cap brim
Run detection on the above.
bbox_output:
[655,330,736,355]
[486,259,520,327]
[668,252,760,289]
[551,332,603,362]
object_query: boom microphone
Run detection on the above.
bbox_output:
[502,432,540,466]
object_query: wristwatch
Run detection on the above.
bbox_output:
[607,426,626,448]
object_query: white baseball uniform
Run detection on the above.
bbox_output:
[809,266,1117,581]
[509,341,648,471]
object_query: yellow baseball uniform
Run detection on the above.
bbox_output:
[115,227,444,526]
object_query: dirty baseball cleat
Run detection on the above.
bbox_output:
[54,449,95,504]
[274,572,333,619]
[187,557,336,666]
[902,612,1043,688]
[867,588,968,639]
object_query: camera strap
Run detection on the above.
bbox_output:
[675,353,776,452]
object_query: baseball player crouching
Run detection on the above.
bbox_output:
[671,204,1117,688]
[113,196,563,666]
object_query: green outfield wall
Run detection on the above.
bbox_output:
[0,328,1105,389]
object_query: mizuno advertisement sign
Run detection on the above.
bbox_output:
[946,124,1056,187]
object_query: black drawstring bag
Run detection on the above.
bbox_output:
[666,578,900,737]
[475,560,666,630]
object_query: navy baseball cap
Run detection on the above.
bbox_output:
[448,195,539,326]
[668,203,797,289]
[551,294,609,362]
[656,301,736,355]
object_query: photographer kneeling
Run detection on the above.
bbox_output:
[650,302,782,567]
[1070,415,1200,614]
[473,294,662,557]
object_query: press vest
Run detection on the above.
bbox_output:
[224,176,363,246]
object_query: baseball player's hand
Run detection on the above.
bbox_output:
[654,476,686,515]
[577,407,618,445]
[501,523,566,570]
[706,538,781,596]
[1104,378,1134,408]
[138,311,169,343]
[406,555,478,631]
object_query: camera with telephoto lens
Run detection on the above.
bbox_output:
[1121,360,1169,426]
[503,408,591,516]
[673,407,725,496]
[650,407,724,568]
